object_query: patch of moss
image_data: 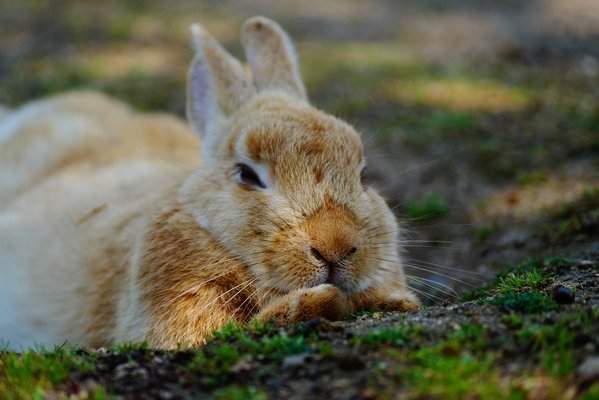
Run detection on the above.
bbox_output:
[516,170,548,186]
[516,310,596,376]
[462,257,575,301]
[0,346,96,399]
[404,192,450,222]
[187,322,309,386]
[491,292,558,314]
[501,313,524,329]
[110,341,149,354]
[581,382,599,400]
[424,110,477,133]
[214,385,268,400]
[403,349,517,400]
[352,325,420,347]
[473,224,497,243]
[495,269,546,293]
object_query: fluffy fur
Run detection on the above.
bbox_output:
[0,17,418,350]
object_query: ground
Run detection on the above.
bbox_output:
[0,1,598,399]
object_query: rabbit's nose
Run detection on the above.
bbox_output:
[302,196,360,270]
[310,246,357,267]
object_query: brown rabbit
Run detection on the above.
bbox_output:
[0,17,418,349]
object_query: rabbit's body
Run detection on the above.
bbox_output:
[0,92,200,348]
[0,18,418,349]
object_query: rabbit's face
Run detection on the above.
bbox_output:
[183,94,401,294]
[182,17,404,296]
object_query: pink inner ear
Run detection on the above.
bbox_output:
[189,57,217,136]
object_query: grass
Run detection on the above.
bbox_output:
[404,192,450,222]
[368,311,595,398]
[491,292,558,314]
[473,224,497,242]
[462,257,576,302]
[403,350,513,400]
[186,322,310,386]
[214,385,268,400]
[352,325,419,347]
[1,276,594,398]
[0,346,96,400]
[495,269,546,293]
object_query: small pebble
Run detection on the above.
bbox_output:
[552,285,575,304]
[578,357,599,380]
[282,353,310,368]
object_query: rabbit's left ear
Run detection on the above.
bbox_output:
[187,24,254,144]
[241,16,307,100]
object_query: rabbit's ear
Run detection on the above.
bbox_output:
[187,24,254,140]
[241,16,307,100]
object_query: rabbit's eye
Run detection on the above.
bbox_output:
[360,166,368,187]
[235,163,266,189]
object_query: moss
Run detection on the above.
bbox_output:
[501,313,524,329]
[403,350,517,400]
[491,292,558,314]
[462,257,575,302]
[473,224,497,243]
[214,385,268,400]
[187,322,309,386]
[516,170,548,186]
[404,192,450,222]
[495,269,546,293]
[516,317,579,376]
[581,382,599,400]
[352,325,420,347]
[110,341,149,354]
[0,346,96,399]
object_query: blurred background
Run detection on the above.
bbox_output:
[1,0,598,301]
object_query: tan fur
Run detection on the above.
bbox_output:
[0,17,418,350]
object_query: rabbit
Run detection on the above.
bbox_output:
[0,16,419,350]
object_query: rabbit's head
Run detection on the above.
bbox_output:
[181,17,405,295]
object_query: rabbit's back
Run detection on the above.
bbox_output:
[0,91,200,348]
[0,91,200,204]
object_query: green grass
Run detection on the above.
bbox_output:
[473,224,497,242]
[187,322,309,386]
[462,257,575,301]
[491,292,558,314]
[0,346,96,399]
[352,325,419,347]
[495,269,546,293]
[214,385,268,400]
[404,192,450,222]
[581,382,599,400]
[403,350,516,400]
[514,310,597,376]
[378,324,521,400]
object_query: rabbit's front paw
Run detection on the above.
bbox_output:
[353,288,421,313]
[292,284,351,322]
[256,284,351,324]
[374,294,420,313]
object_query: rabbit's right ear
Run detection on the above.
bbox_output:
[241,16,307,100]
[187,24,254,152]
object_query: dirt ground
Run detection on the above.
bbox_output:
[0,1,598,398]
